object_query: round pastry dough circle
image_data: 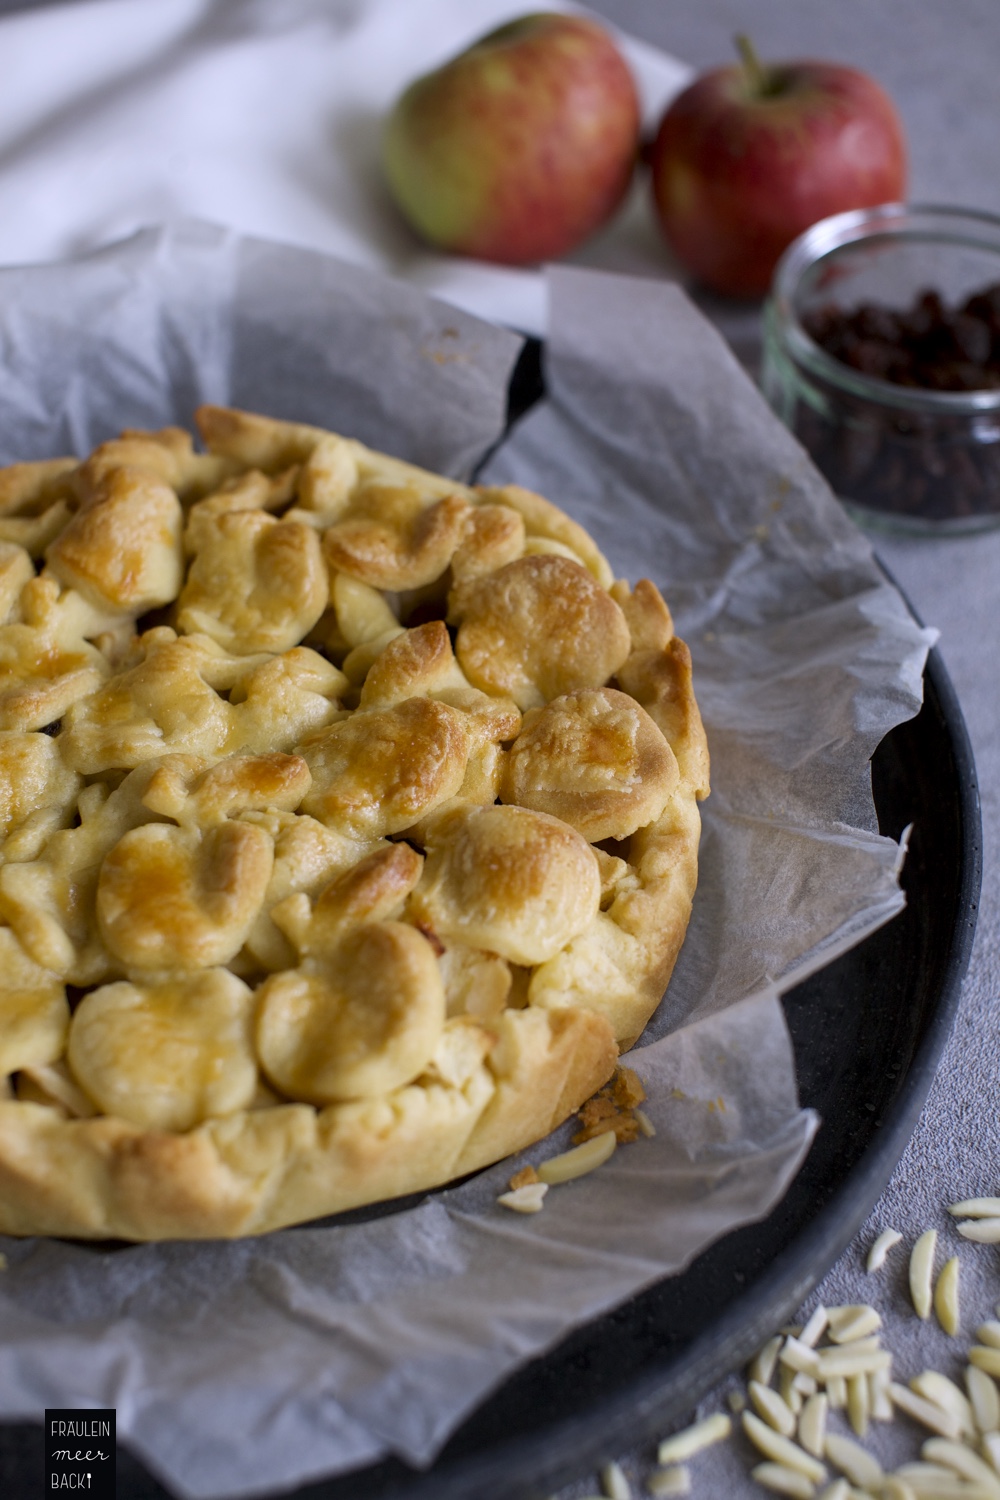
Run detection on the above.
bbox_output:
[68,969,257,1132]
[411,803,602,965]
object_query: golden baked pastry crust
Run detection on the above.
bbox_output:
[0,407,709,1240]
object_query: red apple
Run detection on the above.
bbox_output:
[382,14,641,266]
[649,39,907,298]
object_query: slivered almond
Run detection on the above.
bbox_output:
[972,1348,1000,1379]
[934,1255,960,1335]
[910,1371,975,1436]
[750,1335,783,1388]
[496,1182,548,1213]
[866,1227,903,1271]
[967,1364,1000,1432]
[816,1481,851,1500]
[846,1371,869,1437]
[799,1306,828,1348]
[798,1393,827,1458]
[870,1364,894,1421]
[646,1468,691,1498]
[880,1479,917,1500]
[824,1431,883,1489]
[537,1130,616,1184]
[814,1343,890,1380]
[889,1382,962,1438]
[656,1413,730,1464]
[949,1198,1000,1217]
[741,1412,827,1484]
[921,1437,1000,1496]
[893,1465,973,1496]
[599,1459,631,1500]
[749,1380,797,1437]
[825,1375,847,1409]
[749,1462,815,1497]
[909,1229,937,1319]
[825,1305,882,1343]
[957,1218,1000,1243]
[780,1337,822,1378]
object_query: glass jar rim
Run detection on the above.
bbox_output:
[767,202,1000,414]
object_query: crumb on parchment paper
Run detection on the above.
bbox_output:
[573,1066,647,1145]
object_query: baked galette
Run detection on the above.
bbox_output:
[0,407,709,1239]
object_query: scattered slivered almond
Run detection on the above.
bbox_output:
[741,1412,827,1484]
[656,1413,731,1465]
[909,1370,974,1436]
[798,1392,828,1458]
[846,1371,869,1437]
[781,1336,822,1379]
[496,1181,548,1213]
[889,1381,962,1438]
[909,1230,937,1319]
[957,1218,1000,1243]
[825,1304,882,1344]
[894,1461,971,1495]
[780,1366,804,1416]
[982,1431,1000,1473]
[880,1478,916,1500]
[870,1364,893,1421]
[750,1335,783,1387]
[866,1227,903,1272]
[949,1198,1000,1218]
[825,1375,847,1410]
[749,1379,797,1437]
[817,1481,851,1500]
[537,1128,617,1184]
[966,1364,1000,1433]
[825,1430,883,1489]
[646,1467,691,1497]
[969,1345,1000,1378]
[921,1437,1000,1495]
[599,1458,631,1500]
[815,1342,890,1380]
[799,1305,829,1348]
[564,1203,1000,1500]
[934,1255,961,1335]
[749,1461,814,1497]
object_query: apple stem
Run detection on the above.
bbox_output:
[734,33,772,96]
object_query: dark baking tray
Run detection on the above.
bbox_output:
[1,345,982,1500]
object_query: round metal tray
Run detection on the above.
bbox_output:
[0,351,982,1500]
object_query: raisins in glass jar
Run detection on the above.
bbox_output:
[792,280,1000,524]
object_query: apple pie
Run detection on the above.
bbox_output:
[0,407,709,1240]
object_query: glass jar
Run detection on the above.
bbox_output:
[761,203,1000,534]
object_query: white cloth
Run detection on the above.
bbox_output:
[0,0,691,333]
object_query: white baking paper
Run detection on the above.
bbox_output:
[0,223,933,1499]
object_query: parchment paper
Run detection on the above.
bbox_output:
[0,223,933,1499]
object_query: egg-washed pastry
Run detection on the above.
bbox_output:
[0,407,709,1241]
